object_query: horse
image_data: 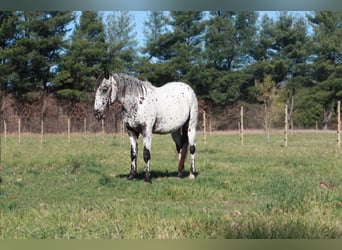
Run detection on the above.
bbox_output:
[93,70,198,183]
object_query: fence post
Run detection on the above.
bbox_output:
[240,106,244,145]
[121,119,125,144]
[3,119,6,142]
[284,105,288,147]
[101,118,105,143]
[18,117,21,144]
[209,118,212,135]
[67,117,71,143]
[203,111,206,144]
[337,101,341,150]
[40,119,44,144]
[84,117,87,134]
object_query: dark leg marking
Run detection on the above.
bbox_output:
[190,145,196,154]
[189,145,196,177]
[143,146,152,183]
[143,146,151,163]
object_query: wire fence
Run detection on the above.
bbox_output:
[1,101,341,150]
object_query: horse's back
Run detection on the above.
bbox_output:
[152,82,197,134]
[158,81,197,102]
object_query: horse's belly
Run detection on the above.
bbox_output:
[153,107,189,134]
[152,121,183,134]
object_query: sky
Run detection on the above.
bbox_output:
[69,11,309,48]
[129,11,309,47]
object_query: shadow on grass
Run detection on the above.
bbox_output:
[117,170,199,180]
[98,170,199,186]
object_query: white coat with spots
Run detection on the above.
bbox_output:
[94,70,198,183]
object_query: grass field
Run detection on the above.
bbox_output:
[0,131,341,239]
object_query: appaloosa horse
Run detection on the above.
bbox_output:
[94,70,198,183]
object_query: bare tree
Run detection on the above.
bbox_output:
[256,75,276,143]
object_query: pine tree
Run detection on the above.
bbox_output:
[54,11,107,102]
[0,11,19,93]
[138,11,206,86]
[105,11,138,73]
[168,11,205,82]
[137,11,171,84]
[0,11,73,98]
[142,11,169,60]
[202,11,257,104]
[307,11,342,129]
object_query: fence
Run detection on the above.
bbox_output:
[1,100,341,147]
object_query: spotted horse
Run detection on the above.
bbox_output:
[94,70,198,183]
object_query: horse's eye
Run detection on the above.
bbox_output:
[102,86,108,93]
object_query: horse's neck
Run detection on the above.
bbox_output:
[115,75,155,106]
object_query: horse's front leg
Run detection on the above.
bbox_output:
[142,134,152,183]
[127,129,139,180]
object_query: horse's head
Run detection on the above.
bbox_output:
[94,70,117,121]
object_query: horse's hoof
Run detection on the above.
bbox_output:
[177,171,184,178]
[144,172,152,184]
[144,177,152,184]
[127,174,135,181]
[188,173,196,180]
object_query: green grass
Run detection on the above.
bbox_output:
[0,132,341,238]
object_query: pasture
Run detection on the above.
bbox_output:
[0,131,341,239]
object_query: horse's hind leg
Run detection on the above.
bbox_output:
[171,129,188,178]
[188,99,198,179]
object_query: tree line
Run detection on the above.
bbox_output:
[0,11,341,128]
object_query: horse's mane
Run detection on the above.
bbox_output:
[113,73,153,99]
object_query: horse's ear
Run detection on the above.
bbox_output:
[104,69,110,79]
[94,71,100,79]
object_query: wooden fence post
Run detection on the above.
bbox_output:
[84,117,87,134]
[67,117,71,143]
[121,119,125,144]
[101,118,105,143]
[284,105,288,147]
[18,117,21,144]
[240,106,244,145]
[209,118,212,135]
[3,119,6,142]
[337,101,341,150]
[40,119,44,144]
[203,111,207,144]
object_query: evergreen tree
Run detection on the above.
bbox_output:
[252,14,276,62]
[105,11,138,73]
[0,11,19,93]
[54,11,107,102]
[168,11,205,82]
[0,11,73,98]
[206,11,258,71]
[201,11,257,104]
[142,11,169,60]
[306,11,342,129]
[138,11,171,84]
